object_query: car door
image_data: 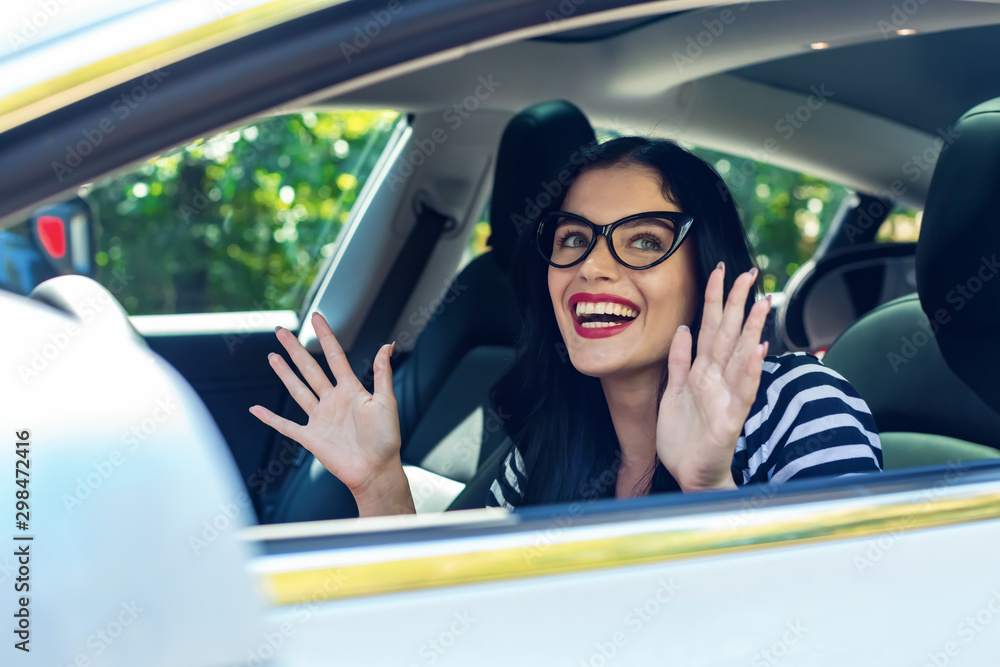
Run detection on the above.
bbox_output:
[1,108,407,516]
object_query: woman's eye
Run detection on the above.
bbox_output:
[561,233,588,248]
[630,236,662,252]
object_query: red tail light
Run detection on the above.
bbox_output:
[36,215,66,259]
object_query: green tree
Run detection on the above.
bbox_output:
[85,110,400,314]
[687,146,850,292]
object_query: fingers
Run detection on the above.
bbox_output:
[735,341,769,409]
[695,262,725,359]
[723,294,772,388]
[249,404,305,442]
[709,267,759,369]
[665,325,692,399]
[373,341,397,405]
[311,312,362,389]
[275,325,334,396]
[268,352,319,414]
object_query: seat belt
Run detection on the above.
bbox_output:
[349,198,453,389]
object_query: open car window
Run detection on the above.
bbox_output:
[0,110,402,315]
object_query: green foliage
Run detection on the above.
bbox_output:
[85,111,400,314]
[686,145,850,292]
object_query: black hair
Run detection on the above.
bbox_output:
[490,136,762,506]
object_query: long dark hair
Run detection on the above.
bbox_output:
[490,136,762,505]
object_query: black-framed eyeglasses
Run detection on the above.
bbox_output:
[536,210,695,270]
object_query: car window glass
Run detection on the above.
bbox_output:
[876,205,922,242]
[455,199,492,274]
[681,144,851,293]
[0,111,402,314]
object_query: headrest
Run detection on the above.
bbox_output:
[916,96,1000,412]
[488,100,595,270]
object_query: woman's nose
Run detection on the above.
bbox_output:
[578,235,621,281]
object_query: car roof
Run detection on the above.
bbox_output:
[0,0,336,133]
[2,0,998,221]
[322,0,1000,207]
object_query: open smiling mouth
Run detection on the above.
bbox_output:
[569,294,641,339]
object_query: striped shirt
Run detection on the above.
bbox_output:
[487,352,882,509]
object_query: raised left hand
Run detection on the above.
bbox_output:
[656,263,771,492]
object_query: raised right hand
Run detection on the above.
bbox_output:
[249,312,413,515]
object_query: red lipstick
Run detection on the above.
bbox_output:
[568,292,641,339]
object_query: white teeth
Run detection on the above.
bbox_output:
[581,321,626,328]
[573,301,640,319]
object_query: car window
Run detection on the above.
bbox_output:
[684,144,851,293]
[1,110,402,315]
[455,198,492,274]
[876,205,921,242]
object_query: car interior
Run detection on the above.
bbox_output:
[7,0,1000,526]
[258,1,1000,523]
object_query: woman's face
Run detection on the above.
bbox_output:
[547,164,700,380]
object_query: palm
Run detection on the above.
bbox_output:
[656,265,770,492]
[302,381,400,490]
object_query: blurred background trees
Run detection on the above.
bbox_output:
[85,110,400,314]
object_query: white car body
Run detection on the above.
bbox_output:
[3,1,1000,665]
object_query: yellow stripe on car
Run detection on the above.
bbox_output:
[255,484,1000,604]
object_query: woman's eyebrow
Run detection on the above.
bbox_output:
[615,215,675,227]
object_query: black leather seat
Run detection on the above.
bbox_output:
[823,97,1000,468]
[267,100,596,522]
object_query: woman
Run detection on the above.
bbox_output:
[250,137,883,517]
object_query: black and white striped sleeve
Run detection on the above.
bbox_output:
[485,440,528,509]
[732,352,883,485]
